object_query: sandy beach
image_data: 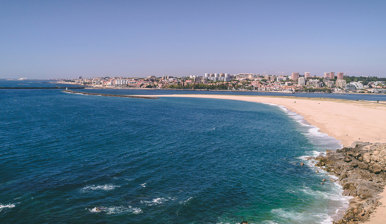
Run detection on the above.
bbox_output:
[150,94,386,223]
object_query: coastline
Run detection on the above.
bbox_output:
[143,94,386,223]
[53,82,386,96]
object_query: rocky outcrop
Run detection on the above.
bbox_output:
[315,142,386,224]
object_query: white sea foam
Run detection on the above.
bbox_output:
[300,186,350,202]
[140,197,175,206]
[272,208,333,224]
[88,205,142,215]
[261,221,279,224]
[264,102,342,150]
[140,183,147,188]
[296,151,352,222]
[0,203,15,211]
[81,184,119,192]
[264,103,350,223]
[179,197,193,205]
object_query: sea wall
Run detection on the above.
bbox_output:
[314,142,386,223]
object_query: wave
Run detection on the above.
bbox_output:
[300,186,351,202]
[296,151,352,222]
[0,204,15,212]
[264,103,350,223]
[81,184,119,192]
[140,183,147,188]
[88,205,142,215]
[179,197,193,205]
[264,103,342,150]
[272,208,333,224]
[140,197,176,206]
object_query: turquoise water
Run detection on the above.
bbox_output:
[0,89,349,223]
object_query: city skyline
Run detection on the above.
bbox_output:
[1,0,386,78]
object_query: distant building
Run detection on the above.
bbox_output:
[346,82,364,91]
[329,72,335,79]
[291,72,299,81]
[325,80,334,88]
[337,72,344,80]
[308,79,323,88]
[298,77,306,86]
[324,72,330,79]
[304,72,311,79]
[336,79,347,88]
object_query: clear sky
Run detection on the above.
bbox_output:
[1,0,386,78]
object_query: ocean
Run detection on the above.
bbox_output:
[0,82,353,223]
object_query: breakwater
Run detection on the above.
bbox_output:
[63,89,159,99]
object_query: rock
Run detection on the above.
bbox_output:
[363,153,371,163]
[353,152,361,159]
[313,142,386,223]
[300,162,304,166]
[371,164,382,174]
[358,162,369,170]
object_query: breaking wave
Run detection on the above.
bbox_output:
[81,184,120,192]
[0,204,15,212]
[88,205,142,215]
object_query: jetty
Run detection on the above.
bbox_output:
[63,89,159,99]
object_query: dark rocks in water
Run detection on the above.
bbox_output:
[315,142,386,224]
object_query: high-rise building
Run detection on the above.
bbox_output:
[304,72,311,79]
[337,72,344,80]
[298,77,306,86]
[329,72,335,79]
[324,72,330,79]
[291,72,299,81]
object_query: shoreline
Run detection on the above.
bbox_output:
[142,94,386,223]
[63,90,159,99]
[53,82,386,96]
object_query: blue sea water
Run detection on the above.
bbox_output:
[0,87,351,223]
[0,80,81,88]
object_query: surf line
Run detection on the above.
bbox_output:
[63,90,159,99]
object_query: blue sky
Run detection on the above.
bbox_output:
[1,0,386,78]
